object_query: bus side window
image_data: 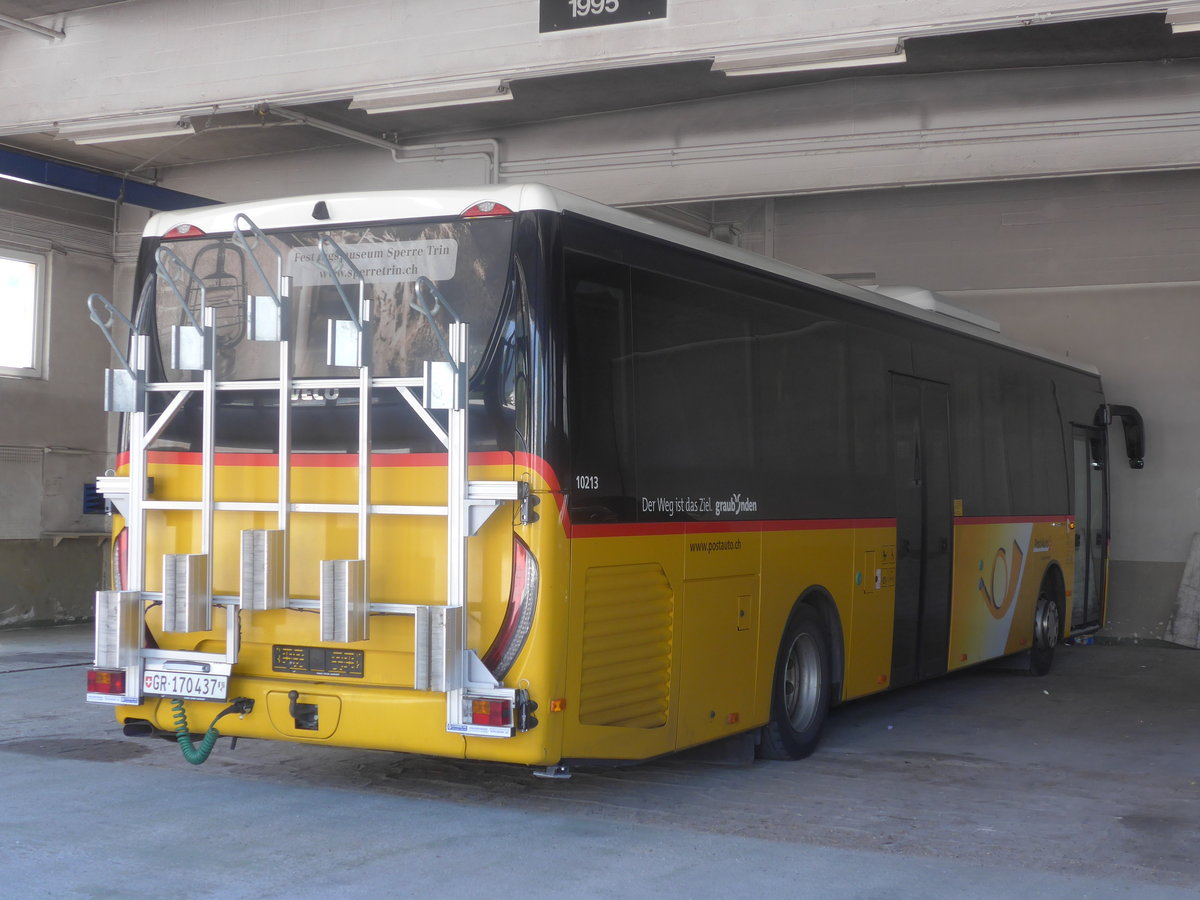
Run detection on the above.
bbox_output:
[631,268,755,507]
[1001,370,1067,516]
[565,252,635,522]
[980,371,1013,515]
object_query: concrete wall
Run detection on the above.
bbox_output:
[0,181,115,627]
[703,171,1200,638]
[0,540,106,628]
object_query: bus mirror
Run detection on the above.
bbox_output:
[1103,404,1145,469]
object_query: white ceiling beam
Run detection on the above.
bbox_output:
[0,13,63,41]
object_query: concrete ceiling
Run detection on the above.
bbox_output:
[2,9,1199,182]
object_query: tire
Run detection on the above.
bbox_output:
[758,604,832,760]
[1027,584,1061,676]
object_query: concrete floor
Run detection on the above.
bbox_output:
[1,625,1198,899]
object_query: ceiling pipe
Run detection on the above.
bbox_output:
[260,104,500,184]
[0,13,64,41]
[391,136,501,186]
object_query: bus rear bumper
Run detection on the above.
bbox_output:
[116,676,557,765]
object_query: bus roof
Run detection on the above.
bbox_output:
[144,184,1100,377]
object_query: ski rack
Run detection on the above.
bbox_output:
[89,219,521,736]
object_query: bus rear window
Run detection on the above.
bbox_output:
[145,216,514,382]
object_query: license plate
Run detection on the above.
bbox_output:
[143,666,229,701]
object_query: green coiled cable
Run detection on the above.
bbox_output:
[169,697,252,765]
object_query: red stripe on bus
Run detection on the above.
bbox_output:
[569,518,897,539]
[124,450,516,468]
[371,451,514,468]
[128,449,558,485]
[688,520,761,534]
[954,515,1073,526]
[760,518,896,532]
[570,522,687,539]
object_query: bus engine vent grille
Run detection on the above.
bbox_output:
[579,563,673,729]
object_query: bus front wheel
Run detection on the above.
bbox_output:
[758,605,831,760]
[1027,586,1061,676]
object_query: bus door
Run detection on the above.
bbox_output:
[1071,426,1109,629]
[890,374,953,687]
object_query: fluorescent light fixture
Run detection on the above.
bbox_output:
[1167,9,1200,33]
[350,79,511,114]
[55,115,195,145]
[713,39,905,77]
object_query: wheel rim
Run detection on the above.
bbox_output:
[1034,592,1060,651]
[782,631,821,732]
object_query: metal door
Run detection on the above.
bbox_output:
[891,375,954,687]
[1071,426,1109,629]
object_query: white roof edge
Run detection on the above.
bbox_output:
[866,285,1002,333]
[144,184,1100,377]
[143,185,556,235]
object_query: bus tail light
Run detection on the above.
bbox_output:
[162,224,206,240]
[481,535,539,680]
[87,668,126,695]
[470,698,512,727]
[461,201,513,218]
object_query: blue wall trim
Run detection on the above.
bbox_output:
[0,147,216,210]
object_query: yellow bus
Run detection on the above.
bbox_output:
[85,185,1143,774]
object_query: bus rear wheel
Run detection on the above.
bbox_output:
[758,605,831,760]
[1027,586,1061,676]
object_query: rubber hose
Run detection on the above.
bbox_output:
[170,697,221,765]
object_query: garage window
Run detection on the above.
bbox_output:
[0,247,46,378]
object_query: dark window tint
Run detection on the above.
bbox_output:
[565,253,635,522]
[631,268,755,501]
[564,241,900,522]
